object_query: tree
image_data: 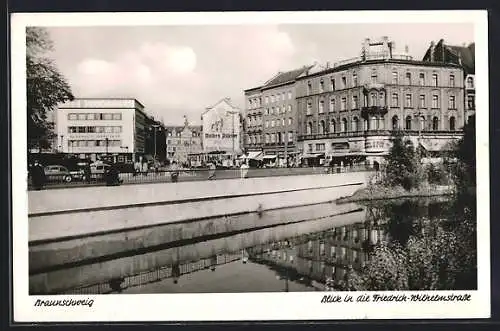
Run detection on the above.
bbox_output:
[383,130,422,190]
[26,27,74,151]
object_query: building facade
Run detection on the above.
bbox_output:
[165,117,202,166]
[243,87,263,153]
[201,98,242,163]
[422,39,475,123]
[56,98,148,163]
[296,37,465,167]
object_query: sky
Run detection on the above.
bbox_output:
[46,23,474,125]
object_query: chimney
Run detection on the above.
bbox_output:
[326,61,330,69]
[430,41,435,62]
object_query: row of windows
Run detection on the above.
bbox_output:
[264,118,294,128]
[246,116,263,127]
[264,104,293,115]
[67,139,122,147]
[306,71,461,95]
[264,131,294,144]
[67,126,122,133]
[305,115,457,134]
[246,135,262,145]
[305,93,457,114]
[263,91,293,105]
[166,139,198,146]
[67,113,122,121]
[166,132,201,137]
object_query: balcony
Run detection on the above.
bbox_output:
[360,106,388,119]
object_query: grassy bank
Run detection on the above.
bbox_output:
[337,183,455,204]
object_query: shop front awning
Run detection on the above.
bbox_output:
[302,153,325,158]
[246,151,263,160]
[420,139,457,152]
[263,154,277,160]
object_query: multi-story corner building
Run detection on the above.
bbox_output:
[165,117,202,166]
[56,98,148,163]
[243,87,263,157]
[422,39,476,123]
[244,66,312,166]
[296,37,465,168]
[201,98,242,165]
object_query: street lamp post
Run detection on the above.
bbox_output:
[226,111,238,166]
[150,124,162,163]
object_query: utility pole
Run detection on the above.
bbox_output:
[150,124,161,162]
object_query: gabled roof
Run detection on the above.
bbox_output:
[201,97,240,117]
[422,39,475,75]
[262,65,313,89]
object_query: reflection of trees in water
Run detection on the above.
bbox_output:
[343,196,477,291]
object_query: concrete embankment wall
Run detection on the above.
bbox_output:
[28,172,371,293]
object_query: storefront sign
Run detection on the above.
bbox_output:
[365,138,390,152]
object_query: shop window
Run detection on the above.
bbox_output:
[432,117,439,130]
[450,117,456,131]
[405,116,412,130]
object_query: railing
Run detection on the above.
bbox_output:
[27,165,373,190]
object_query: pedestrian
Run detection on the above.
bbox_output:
[31,160,46,190]
[170,161,179,183]
[142,161,148,176]
[84,162,91,184]
[208,162,216,180]
[106,163,122,186]
[240,160,249,179]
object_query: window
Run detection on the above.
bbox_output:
[68,113,77,120]
[316,143,325,151]
[329,98,335,112]
[419,95,426,108]
[276,119,280,127]
[352,96,358,109]
[468,95,475,109]
[392,116,399,129]
[277,132,282,143]
[270,107,274,115]
[282,118,285,126]
[257,135,261,144]
[306,101,312,115]
[102,113,113,120]
[391,93,399,107]
[265,108,270,115]
[405,94,412,108]
[319,120,326,134]
[341,97,347,111]
[379,93,385,107]
[371,93,377,107]
[319,100,324,113]
[432,95,439,108]
[87,113,96,120]
[265,134,270,144]
[330,119,336,133]
[448,95,456,109]
[77,113,86,120]
[288,131,293,142]
[341,118,347,132]
[307,122,313,135]
[405,116,412,130]
[352,117,359,132]
[307,82,312,95]
[308,144,313,152]
[392,72,398,84]
[104,126,113,133]
[342,76,347,88]
[265,121,269,128]
[432,73,438,87]
[450,117,456,130]
[371,116,378,130]
[432,117,439,130]
[288,91,292,99]
[77,126,86,133]
[271,133,276,143]
[330,77,335,91]
[467,77,474,89]
[352,72,358,86]
[405,72,411,85]
[287,105,292,112]
[265,96,269,104]
[371,72,377,84]
[419,73,425,86]
[449,74,455,87]
[288,117,293,125]
[419,116,425,131]
[271,95,275,103]
[271,120,275,127]
[249,100,253,109]
[319,80,324,93]
[87,126,96,133]
[282,93,286,101]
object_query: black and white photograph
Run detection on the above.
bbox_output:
[11,10,489,321]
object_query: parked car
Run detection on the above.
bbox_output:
[44,165,83,183]
[90,162,111,180]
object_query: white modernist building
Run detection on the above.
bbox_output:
[201,98,242,158]
[56,98,148,163]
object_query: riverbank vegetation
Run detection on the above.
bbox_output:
[333,117,477,291]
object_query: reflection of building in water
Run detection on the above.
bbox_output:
[247,216,388,289]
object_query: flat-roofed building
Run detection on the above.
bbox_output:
[56,98,148,163]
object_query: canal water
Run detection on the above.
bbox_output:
[70,195,474,294]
